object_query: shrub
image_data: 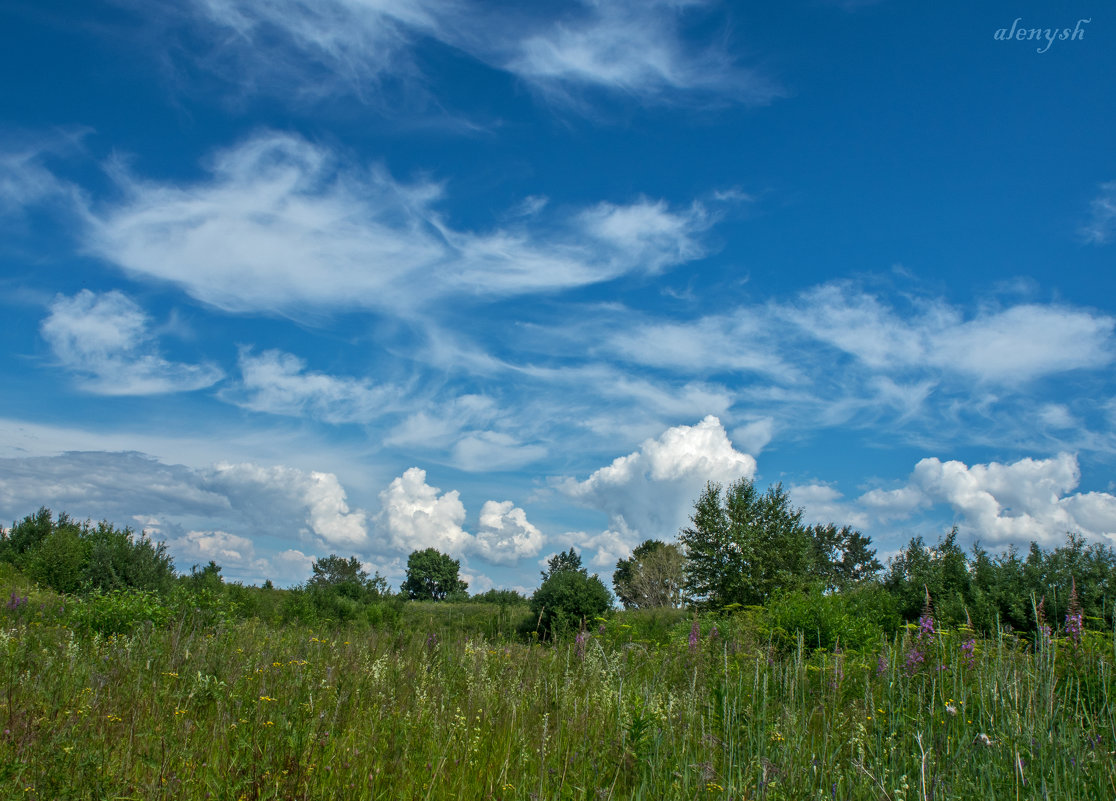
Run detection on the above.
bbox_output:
[529,570,612,639]
[65,589,171,636]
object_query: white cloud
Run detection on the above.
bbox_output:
[782,283,1114,383]
[40,290,223,395]
[384,395,499,449]
[451,431,548,472]
[474,500,545,566]
[180,0,778,109]
[211,461,370,547]
[0,148,71,213]
[1081,181,1116,244]
[560,415,755,545]
[83,133,713,315]
[790,482,868,529]
[234,347,399,423]
[174,529,256,563]
[872,453,1116,548]
[607,313,791,378]
[1038,404,1077,429]
[506,0,779,106]
[858,484,931,523]
[375,467,470,554]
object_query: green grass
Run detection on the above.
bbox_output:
[1,598,1114,800]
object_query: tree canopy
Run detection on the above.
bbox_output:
[679,478,880,609]
[400,548,468,601]
[613,539,684,609]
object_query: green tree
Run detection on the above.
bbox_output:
[680,478,816,609]
[401,548,468,601]
[83,521,175,595]
[613,539,684,609]
[540,547,583,582]
[307,554,388,600]
[530,569,611,639]
[808,524,882,590]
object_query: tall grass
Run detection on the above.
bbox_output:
[1,596,1113,800]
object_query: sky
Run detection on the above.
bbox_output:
[1,0,1115,593]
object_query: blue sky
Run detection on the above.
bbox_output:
[2,0,1115,592]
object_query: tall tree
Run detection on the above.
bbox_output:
[401,548,468,601]
[613,539,684,609]
[680,478,817,608]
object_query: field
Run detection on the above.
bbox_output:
[2,586,1115,801]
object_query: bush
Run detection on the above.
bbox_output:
[529,570,612,639]
[65,589,171,636]
[765,583,897,652]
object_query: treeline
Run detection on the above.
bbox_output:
[5,475,1116,649]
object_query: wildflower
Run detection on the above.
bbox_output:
[875,652,888,676]
[1035,596,1052,642]
[688,617,700,652]
[574,629,588,661]
[6,592,28,612]
[1065,579,1084,646]
[905,587,935,674]
[945,704,957,716]
[974,733,993,747]
[961,636,976,669]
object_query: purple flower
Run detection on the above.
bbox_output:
[1065,581,1084,646]
[575,630,588,660]
[961,637,976,669]
[688,618,700,652]
[876,652,888,676]
[5,592,28,612]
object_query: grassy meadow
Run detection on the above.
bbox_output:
[2,575,1115,800]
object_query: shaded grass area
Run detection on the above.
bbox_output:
[2,595,1115,801]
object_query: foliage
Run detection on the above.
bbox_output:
[65,588,172,635]
[307,554,389,599]
[884,530,1116,634]
[764,582,899,652]
[613,539,684,609]
[539,547,583,582]
[400,548,468,601]
[529,568,611,639]
[0,508,175,596]
[2,585,1115,800]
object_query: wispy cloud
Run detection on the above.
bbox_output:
[231,347,403,423]
[506,0,780,107]
[1080,181,1116,245]
[82,133,715,315]
[40,290,224,395]
[173,0,778,110]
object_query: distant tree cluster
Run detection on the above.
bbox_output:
[885,529,1116,633]
[677,478,881,609]
[0,507,176,595]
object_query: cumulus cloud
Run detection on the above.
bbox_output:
[1080,181,1116,244]
[83,133,713,315]
[375,467,549,564]
[233,347,399,423]
[474,500,545,566]
[0,450,374,583]
[211,462,370,547]
[560,416,755,552]
[863,453,1116,548]
[375,467,471,554]
[40,290,223,395]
